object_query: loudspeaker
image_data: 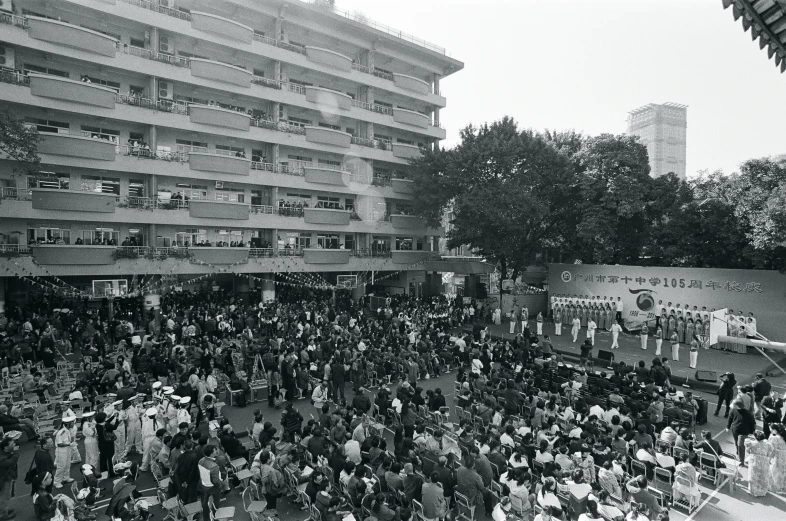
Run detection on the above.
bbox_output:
[596,350,615,366]
[695,370,718,382]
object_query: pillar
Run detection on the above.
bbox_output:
[148,125,158,151]
[272,102,280,122]
[149,26,159,54]
[275,15,286,43]
[273,229,279,254]
[274,61,281,82]
[0,277,6,313]
[148,173,157,199]
[148,76,157,103]
[368,47,376,70]
[272,145,280,167]
[147,224,157,248]
[261,278,275,303]
[432,73,440,95]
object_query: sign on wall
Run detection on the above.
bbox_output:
[548,263,786,341]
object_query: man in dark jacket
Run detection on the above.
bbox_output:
[280,403,303,442]
[330,359,346,405]
[351,388,371,414]
[174,439,199,503]
[32,436,55,482]
[197,445,223,520]
[0,437,19,520]
[715,372,736,417]
[726,399,756,462]
[753,373,772,419]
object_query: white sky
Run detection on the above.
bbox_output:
[335,0,786,177]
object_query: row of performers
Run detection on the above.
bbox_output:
[552,304,710,343]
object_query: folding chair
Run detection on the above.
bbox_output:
[412,499,425,521]
[652,467,673,501]
[455,491,476,520]
[180,499,203,521]
[208,495,235,521]
[671,475,699,514]
[698,453,721,484]
[158,490,179,521]
[631,459,647,478]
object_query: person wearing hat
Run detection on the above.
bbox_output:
[112,400,128,459]
[61,401,82,465]
[151,382,163,402]
[124,397,143,456]
[177,397,192,428]
[53,412,76,488]
[81,412,99,469]
[165,394,179,435]
[139,408,161,472]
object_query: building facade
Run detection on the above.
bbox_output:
[626,102,687,180]
[0,0,462,306]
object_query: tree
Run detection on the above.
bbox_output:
[409,117,573,288]
[0,107,40,176]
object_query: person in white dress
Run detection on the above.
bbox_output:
[81,411,99,469]
[586,318,597,346]
[572,317,582,343]
[610,321,622,349]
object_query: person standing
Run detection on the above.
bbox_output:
[554,308,562,336]
[715,373,736,417]
[521,306,530,335]
[53,412,76,489]
[509,304,519,335]
[81,412,99,469]
[139,408,160,472]
[571,316,581,344]
[536,312,543,336]
[615,297,624,323]
[726,400,755,463]
[669,331,680,361]
[586,318,597,346]
[639,322,648,350]
[654,326,663,356]
[0,437,19,520]
[610,321,622,349]
[744,432,773,496]
[197,445,223,518]
[689,338,699,369]
[753,374,772,420]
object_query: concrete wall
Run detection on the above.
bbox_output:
[305,46,352,72]
[189,105,251,131]
[303,208,351,225]
[37,134,117,161]
[391,214,425,229]
[391,251,433,264]
[32,245,116,265]
[190,58,252,87]
[31,189,116,213]
[189,152,251,175]
[391,179,414,194]
[393,73,430,95]
[392,143,423,159]
[303,249,351,264]
[27,17,117,57]
[190,247,250,264]
[304,167,350,186]
[305,86,351,111]
[189,200,250,220]
[305,126,351,148]
[393,108,429,129]
[191,11,253,43]
[30,74,117,109]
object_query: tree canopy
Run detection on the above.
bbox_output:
[409,117,786,284]
[0,108,40,176]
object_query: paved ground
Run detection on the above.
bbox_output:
[7,318,786,521]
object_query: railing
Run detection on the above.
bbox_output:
[250,205,276,214]
[282,82,306,95]
[350,99,392,115]
[279,121,307,135]
[249,248,275,257]
[116,93,155,109]
[278,41,307,55]
[277,164,306,177]
[373,69,395,81]
[285,159,312,173]
[278,247,305,257]
[153,247,191,257]
[251,161,278,172]
[116,246,150,257]
[0,69,30,86]
[153,52,190,67]
[251,118,279,132]
[351,249,392,258]
[156,99,190,115]
[0,187,31,199]
[125,196,154,208]
[252,33,278,46]
[276,206,305,217]
[118,145,187,162]
[0,244,32,255]
[351,62,371,74]
[251,75,282,89]
[118,0,192,21]
[351,136,377,148]
[0,12,28,28]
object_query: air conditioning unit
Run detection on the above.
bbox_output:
[215,181,224,189]
[158,80,173,100]
[159,36,172,54]
[0,45,14,69]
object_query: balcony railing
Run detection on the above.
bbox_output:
[350,99,392,115]
[0,69,30,86]
[0,12,28,28]
[251,75,282,89]
[0,187,32,199]
[0,244,32,255]
[252,33,278,46]
[282,82,306,95]
[351,249,392,258]
[249,248,275,257]
[118,0,192,21]
[116,246,150,257]
[278,247,305,257]
[250,205,276,214]
[351,62,371,74]
[373,69,395,81]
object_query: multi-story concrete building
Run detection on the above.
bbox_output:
[0,0,463,307]
[626,102,687,180]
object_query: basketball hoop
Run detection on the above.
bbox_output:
[336,275,358,289]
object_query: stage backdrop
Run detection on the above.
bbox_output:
[548,263,786,341]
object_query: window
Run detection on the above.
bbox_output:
[374,133,392,142]
[297,233,311,249]
[287,116,312,128]
[215,187,245,203]
[82,228,119,245]
[372,236,391,252]
[396,203,413,215]
[344,234,355,251]
[82,76,121,92]
[397,138,414,145]
[285,192,311,199]
[212,100,246,112]
[317,234,340,249]
[28,172,69,190]
[129,132,145,142]
[215,144,246,157]
[345,198,355,212]
[176,139,208,153]
[396,237,414,250]
[27,118,69,134]
[175,95,208,106]
[81,175,120,195]
[23,63,69,78]
[81,125,120,143]
[318,122,340,131]
[317,196,340,209]
[130,37,145,49]
[318,159,341,168]
[27,227,71,245]
[288,78,312,87]
[175,183,208,199]
[251,149,267,163]
[178,51,209,60]
[128,179,145,197]
[374,100,393,108]
[176,229,206,247]
[345,127,355,136]
[288,155,313,162]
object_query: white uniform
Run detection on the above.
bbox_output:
[83,421,99,468]
[610,323,622,349]
[571,318,581,343]
[114,408,127,457]
[54,426,73,487]
[166,403,178,434]
[586,320,597,345]
[140,415,161,471]
[177,407,191,427]
[125,404,143,454]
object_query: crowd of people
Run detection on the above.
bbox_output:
[0,284,785,521]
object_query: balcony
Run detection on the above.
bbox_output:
[391,250,435,264]
[31,189,117,213]
[304,126,351,148]
[305,46,352,72]
[305,86,351,111]
[392,108,430,129]
[188,152,250,175]
[189,199,250,220]
[29,74,117,109]
[304,165,352,186]
[38,133,117,161]
[392,143,423,160]
[393,73,431,95]
[191,11,253,43]
[189,247,250,265]
[189,105,251,131]
[32,245,116,265]
[303,208,351,225]
[391,179,415,195]
[303,249,351,264]
[189,58,251,87]
[391,214,426,229]
[26,16,118,57]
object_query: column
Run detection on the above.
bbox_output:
[368,47,376,70]
[261,278,275,303]
[0,277,5,313]
[149,27,159,55]
[272,102,280,122]
[274,61,281,82]
[148,173,157,199]
[432,73,441,95]
[148,125,158,151]
[147,224,157,248]
[148,76,157,103]
[272,144,280,166]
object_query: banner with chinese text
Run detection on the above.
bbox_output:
[548,263,786,340]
